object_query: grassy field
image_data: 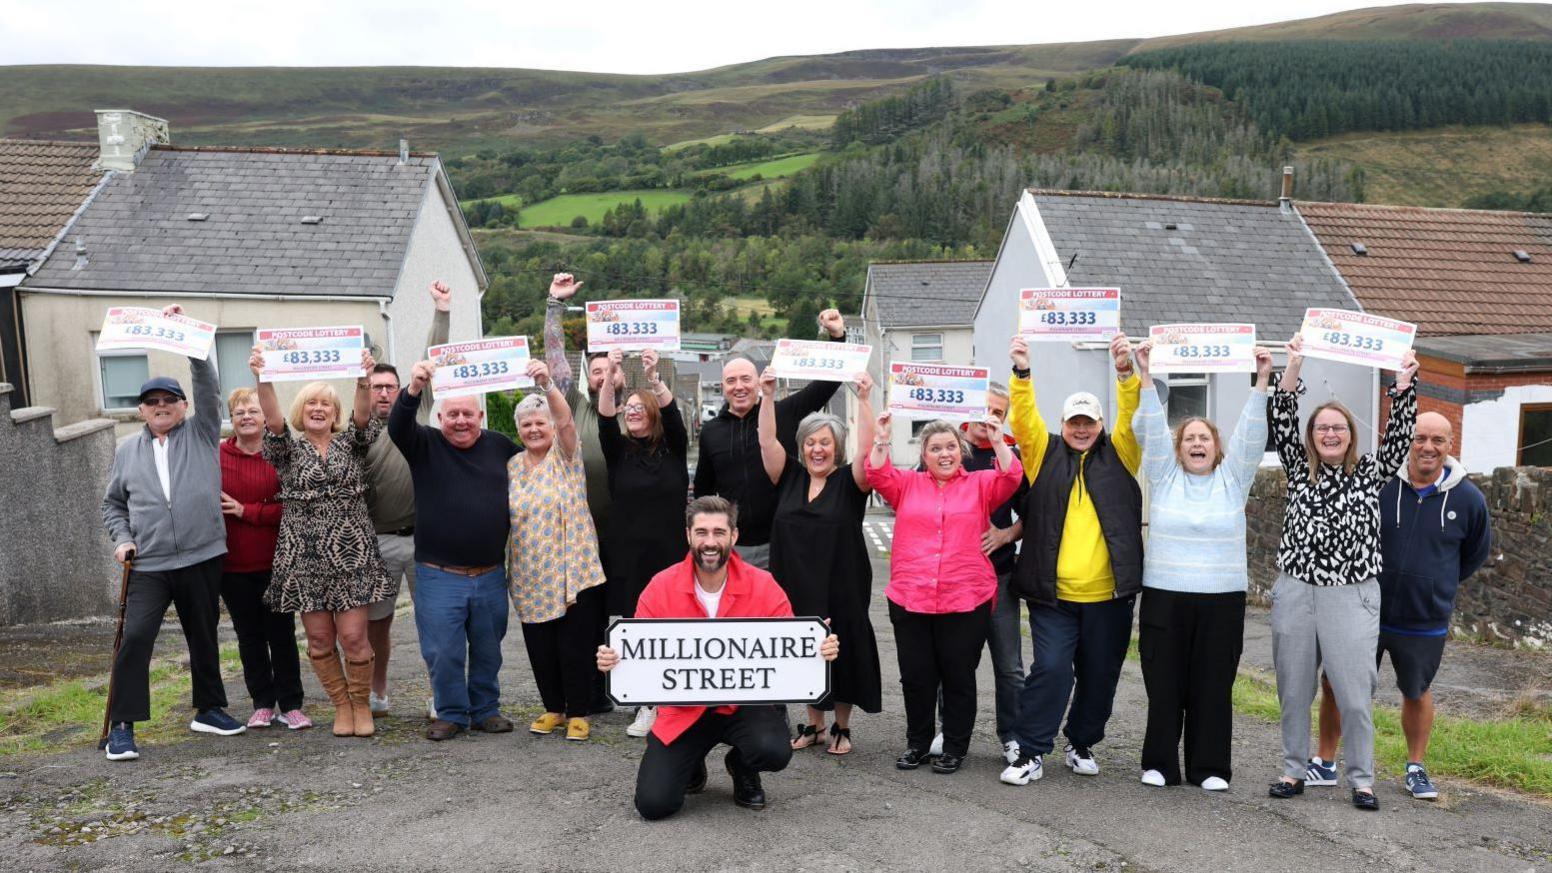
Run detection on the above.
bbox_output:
[710,152,822,181]
[756,115,836,133]
[1298,123,1552,207]
[517,189,693,227]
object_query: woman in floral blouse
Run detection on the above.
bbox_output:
[507,361,607,742]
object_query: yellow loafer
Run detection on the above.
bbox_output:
[529,712,564,735]
[565,717,590,742]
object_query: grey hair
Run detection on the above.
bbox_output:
[986,380,1010,402]
[795,411,848,466]
[916,419,970,462]
[513,393,551,427]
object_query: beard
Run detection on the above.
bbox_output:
[694,543,730,573]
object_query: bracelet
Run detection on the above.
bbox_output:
[1012,366,1030,379]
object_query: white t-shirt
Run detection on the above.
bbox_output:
[694,583,723,618]
[151,435,172,502]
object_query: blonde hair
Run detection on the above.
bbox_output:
[1172,417,1226,470]
[288,382,343,433]
[227,387,258,414]
[1305,401,1358,482]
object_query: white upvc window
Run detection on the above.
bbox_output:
[910,332,943,362]
[97,348,150,412]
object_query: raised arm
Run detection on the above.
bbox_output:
[771,308,849,446]
[389,360,433,459]
[1108,334,1143,475]
[1222,347,1273,492]
[160,304,221,447]
[1007,334,1050,484]
[1271,334,1307,480]
[545,273,581,398]
[1132,339,1175,484]
[598,349,623,419]
[851,372,875,492]
[1375,350,1419,479]
[530,359,578,460]
[351,349,374,429]
[757,369,784,485]
[864,410,906,506]
[248,346,286,436]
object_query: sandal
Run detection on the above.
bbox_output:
[791,722,826,750]
[826,723,853,756]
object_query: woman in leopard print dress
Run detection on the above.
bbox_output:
[251,347,393,740]
[1266,334,1417,811]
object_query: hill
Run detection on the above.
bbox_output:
[1297,122,1552,205]
[4,3,1551,151]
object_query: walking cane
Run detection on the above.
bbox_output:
[98,553,134,749]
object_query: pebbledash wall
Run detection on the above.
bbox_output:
[1244,466,1552,649]
[0,382,118,624]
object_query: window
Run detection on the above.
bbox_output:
[98,351,149,412]
[911,420,929,438]
[1165,373,1208,428]
[1519,404,1552,467]
[213,330,256,413]
[910,332,943,362]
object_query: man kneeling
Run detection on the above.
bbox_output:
[597,496,838,820]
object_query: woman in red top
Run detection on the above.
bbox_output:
[220,388,309,730]
[866,411,1021,774]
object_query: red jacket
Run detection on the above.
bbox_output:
[219,437,283,573]
[633,551,793,745]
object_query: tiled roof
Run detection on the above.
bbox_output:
[866,260,992,328]
[1296,201,1552,337]
[27,146,441,297]
[0,140,105,269]
[1031,191,1357,339]
[1414,332,1552,371]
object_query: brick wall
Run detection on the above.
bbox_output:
[1245,465,1552,649]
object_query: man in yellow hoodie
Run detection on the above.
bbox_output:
[1000,333,1142,786]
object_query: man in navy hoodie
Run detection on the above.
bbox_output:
[1312,411,1492,800]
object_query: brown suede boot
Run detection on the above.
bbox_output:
[344,656,376,738]
[309,649,354,737]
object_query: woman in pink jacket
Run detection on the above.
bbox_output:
[866,411,1022,774]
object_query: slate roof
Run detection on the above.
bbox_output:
[27,146,452,297]
[0,140,106,270]
[1296,201,1552,337]
[1413,332,1552,371]
[865,260,992,328]
[1029,191,1357,339]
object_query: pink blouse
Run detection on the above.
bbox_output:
[865,453,1024,614]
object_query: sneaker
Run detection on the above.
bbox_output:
[190,708,246,736]
[626,706,657,738]
[1201,776,1229,792]
[246,707,276,729]
[1305,756,1338,787]
[1000,754,1044,786]
[277,709,313,730]
[928,732,944,757]
[1140,769,1167,787]
[105,722,139,761]
[1064,743,1099,776]
[369,692,390,716]
[1002,739,1021,766]
[1405,764,1439,800]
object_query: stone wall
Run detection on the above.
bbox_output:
[0,383,118,625]
[1245,465,1552,649]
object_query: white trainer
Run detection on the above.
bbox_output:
[928,733,944,757]
[626,706,657,738]
[1141,769,1167,787]
[1065,743,1100,776]
[1000,754,1044,786]
[1201,776,1230,792]
[1002,739,1021,766]
[369,692,390,716]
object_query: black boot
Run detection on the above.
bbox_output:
[725,749,766,810]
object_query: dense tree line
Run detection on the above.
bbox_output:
[1463,186,1552,212]
[831,77,956,146]
[1120,40,1552,140]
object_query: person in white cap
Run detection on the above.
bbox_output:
[1000,333,1143,787]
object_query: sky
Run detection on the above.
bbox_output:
[0,0,1488,73]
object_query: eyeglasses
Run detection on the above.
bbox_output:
[369,384,398,393]
[1313,424,1349,434]
[140,396,181,407]
[622,404,647,414]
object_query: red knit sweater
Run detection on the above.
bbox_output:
[219,437,283,573]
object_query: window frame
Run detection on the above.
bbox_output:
[1163,371,1211,428]
[94,344,151,414]
[1518,402,1552,466]
[213,329,257,420]
[909,332,944,363]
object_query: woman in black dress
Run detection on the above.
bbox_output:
[758,368,881,755]
[596,348,689,738]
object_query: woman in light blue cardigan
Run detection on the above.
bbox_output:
[1131,339,1272,791]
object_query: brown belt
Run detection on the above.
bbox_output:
[422,562,500,577]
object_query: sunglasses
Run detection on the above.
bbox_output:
[140,396,182,407]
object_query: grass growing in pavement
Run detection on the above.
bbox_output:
[0,644,246,757]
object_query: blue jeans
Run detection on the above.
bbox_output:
[413,564,509,727]
[1014,595,1135,756]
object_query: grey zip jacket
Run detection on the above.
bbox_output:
[101,355,227,572]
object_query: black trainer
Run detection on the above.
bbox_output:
[725,750,766,810]
[896,748,929,770]
[1352,788,1380,811]
[1267,779,1305,799]
[931,753,964,774]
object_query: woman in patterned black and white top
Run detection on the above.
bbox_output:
[1266,334,1417,811]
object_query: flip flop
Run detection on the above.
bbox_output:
[826,723,853,756]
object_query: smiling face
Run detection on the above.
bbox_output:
[1410,411,1453,483]
[721,358,758,417]
[438,396,484,450]
[1176,419,1221,475]
[687,511,737,576]
[1062,415,1100,453]
[138,391,187,436]
[801,425,838,477]
[369,370,400,420]
[922,431,964,481]
[518,408,554,455]
[1310,407,1352,465]
[229,400,264,440]
[300,395,337,436]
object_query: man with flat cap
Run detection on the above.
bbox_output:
[101,304,242,761]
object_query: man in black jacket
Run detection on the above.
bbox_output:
[693,309,848,569]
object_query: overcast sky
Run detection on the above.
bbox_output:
[2,0,1476,73]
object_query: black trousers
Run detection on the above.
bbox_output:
[1138,588,1245,785]
[520,584,603,717]
[220,570,304,712]
[108,555,228,724]
[888,600,991,758]
[634,704,792,821]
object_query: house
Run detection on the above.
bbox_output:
[972,189,1378,453]
[12,109,486,432]
[1298,201,1552,468]
[861,260,991,463]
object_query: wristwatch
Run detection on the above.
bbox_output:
[1012,366,1030,379]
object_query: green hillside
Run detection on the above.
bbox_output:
[1297,123,1552,206]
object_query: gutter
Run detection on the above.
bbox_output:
[20,287,392,305]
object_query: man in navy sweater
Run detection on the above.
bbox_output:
[1312,411,1492,800]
